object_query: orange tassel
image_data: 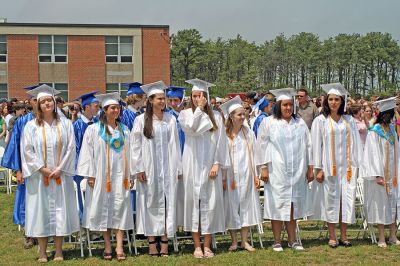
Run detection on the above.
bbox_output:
[106,175,111,192]
[55,177,62,185]
[44,176,49,187]
[231,179,236,190]
[386,183,389,194]
[346,168,352,183]
[332,165,337,177]
[393,176,397,187]
[124,177,129,190]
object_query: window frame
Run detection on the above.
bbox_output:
[105,36,133,64]
[106,83,128,98]
[38,35,68,64]
[0,35,7,63]
[0,83,8,99]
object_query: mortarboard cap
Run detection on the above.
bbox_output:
[220,95,243,115]
[96,92,120,108]
[254,96,270,111]
[185,78,215,94]
[166,86,189,99]
[123,82,144,96]
[269,88,296,102]
[75,91,99,108]
[320,83,349,111]
[373,97,397,113]
[24,85,39,91]
[140,81,167,97]
[26,84,60,100]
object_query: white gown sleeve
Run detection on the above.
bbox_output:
[21,123,45,178]
[169,116,183,176]
[214,112,230,168]
[178,107,213,136]
[360,131,384,180]
[76,125,95,179]
[56,119,76,176]
[129,116,145,176]
[311,116,323,169]
[257,118,271,164]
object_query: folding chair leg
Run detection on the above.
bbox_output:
[296,221,302,246]
[249,227,254,247]
[125,231,132,255]
[132,230,137,255]
[79,228,84,257]
[257,224,264,248]
[173,234,178,252]
[212,234,217,250]
[86,229,92,257]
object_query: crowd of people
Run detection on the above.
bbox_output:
[1,80,400,263]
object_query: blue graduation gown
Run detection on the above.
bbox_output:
[1,112,35,226]
[120,108,137,131]
[166,108,185,154]
[253,112,268,138]
[73,117,98,220]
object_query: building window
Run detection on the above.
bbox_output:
[105,36,133,63]
[38,35,67,63]
[0,84,7,99]
[106,83,128,98]
[0,35,6,62]
[39,83,69,101]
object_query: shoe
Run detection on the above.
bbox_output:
[328,240,338,248]
[24,237,34,249]
[228,244,238,251]
[272,243,283,252]
[116,253,126,261]
[288,242,304,251]
[377,242,387,248]
[338,239,352,247]
[203,248,214,258]
[37,257,48,263]
[241,242,255,252]
[388,239,400,245]
[193,247,203,259]
[103,251,112,261]
[148,240,159,257]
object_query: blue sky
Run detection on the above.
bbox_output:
[2,0,399,43]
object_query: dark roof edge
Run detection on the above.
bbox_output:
[0,22,169,29]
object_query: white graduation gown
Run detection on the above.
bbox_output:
[360,129,400,225]
[224,126,264,230]
[21,118,79,237]
[258,116,311,221]
[178,107,230,234]
[130,113,182,238]
[308,114,362,224]
[77,123,134,231]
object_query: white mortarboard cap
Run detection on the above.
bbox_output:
[320,83,349,111]
[26,84,60,100]
[140,81,167,97]
[185,78,215,93]
[220,95,242,115]
[216,97,223,103]
[96,92,120,107]
[320,83,348,97]
[374,97,397,113]
[269,88,296,102]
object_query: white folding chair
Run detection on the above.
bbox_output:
[80,179,132,256]
[355,178,377,243]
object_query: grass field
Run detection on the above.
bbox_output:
[1,187,400,265]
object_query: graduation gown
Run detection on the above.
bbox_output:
[252,112,268,138]
[73,115,97,220]
[224,126,264,230]
[166,108,186,227]
[121,108,137,131]
[130,113,182,237]
[77,122,134,231]
[258,116,311,221]
[308,114,362,224]
[178,107,230,234]
[21,118,79,237]
[360,124,400,225]
[1,112,35,226]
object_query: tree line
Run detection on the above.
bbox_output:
[170,29,400,97]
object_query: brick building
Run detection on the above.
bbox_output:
[0,22,170,101]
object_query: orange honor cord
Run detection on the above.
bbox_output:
[228,136,237,191]
[42,122,62,186]
[344,120,352,183]
[55,123,62,185]
[123,136,129,190]
[385,139,389,194]
[106,139,111,193]
[329,117,337,177]
[242,127,259,191]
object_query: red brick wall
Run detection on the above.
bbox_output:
[68,36,106,100]
[142,28,170,85]
[7,35,39,99]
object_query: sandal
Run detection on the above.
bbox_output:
[241,242,255,252]
[228,244,238,251]
[328,240,338,248]
[116,253,126,261]
[193,247,203,259]
[159,240,169,257]
[338,239,352,247]
[203,248,214,258]
[37,257,48,263]
[103,251,112,261]
[148,240,159,257]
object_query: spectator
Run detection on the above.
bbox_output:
[296,88,319,130]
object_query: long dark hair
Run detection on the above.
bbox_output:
[322,95,345,117]
[190,92,218,131]
[375,109,394,125]
[99,105,121,135]
[273,100,296,120]
[143,95,155,139]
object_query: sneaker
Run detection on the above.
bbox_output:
[272,243,283,252]
[288,242,304,251]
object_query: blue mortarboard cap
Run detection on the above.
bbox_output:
[254,96,270,111]
[166,86,189,99]
[122,82,144,96]
[119,99,127,107]
[75,91,99,108]
[24,85,39,91]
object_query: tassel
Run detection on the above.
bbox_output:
[386,183,388,194]
[44,176,49,187]
[124,177,129,190]
[346,168,352,183]
[106,175,111,192]
[231,179,236,190]
[55,177,62,185]
[393,176,397,187]
[332,165,337,177]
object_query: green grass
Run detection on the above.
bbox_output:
[1,187,400,265]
